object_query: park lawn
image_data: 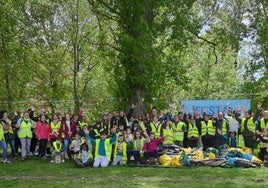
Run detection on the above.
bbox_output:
[0,158,268,188]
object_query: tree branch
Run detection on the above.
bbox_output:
[186,28,218,65]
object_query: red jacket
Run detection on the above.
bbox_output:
[36,121,51,140]
[60,120,76,139]
[142,137,164,153]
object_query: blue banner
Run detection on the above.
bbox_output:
[180,99,251,115]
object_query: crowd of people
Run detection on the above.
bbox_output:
[0,103,268,167]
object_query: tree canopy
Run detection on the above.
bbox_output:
[0,0,267,119]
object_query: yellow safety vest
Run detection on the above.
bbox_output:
[53,141,63,152]
[50,121,61,132]
[162,128,174,144]
[3,120,13,134]
[241,117,255,133]
[260,118,268,130]
[95,139,112,161]
[133,138,145,150]
[221,121,228,135]
[201,120,215,136]
[150,122,162,138]
[188,123,199,138]
[18,118,33,138]
[94,128,104,138]
[171,121,185,141]
[113,142,127,164]
[79,121,87,128]
[0,123,5,140]
[78,150,93,159]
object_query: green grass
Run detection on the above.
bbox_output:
[1,157,268,188]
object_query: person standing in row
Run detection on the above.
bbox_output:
[16,111,35,161]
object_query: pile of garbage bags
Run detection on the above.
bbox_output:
[158,144,263,168]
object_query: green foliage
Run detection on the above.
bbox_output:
[1,0,268,117]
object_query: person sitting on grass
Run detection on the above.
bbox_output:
[74,143,93,168]
[69,133,83,160]
[90,128,117,168]
[51,137,64,163]
[112,134,127,166]
[141,132,165,165]
[129,130,149,165]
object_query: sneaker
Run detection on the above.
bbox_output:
[41,156,47,160]
[62,160,65,163]
[2,159,11,164]
[28,152,33,156]
[50,160,55,163]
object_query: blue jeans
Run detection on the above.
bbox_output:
[63,139,70,154]
[5,139,16,158]
[0,139,8,160]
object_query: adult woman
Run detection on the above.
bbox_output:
[16,111,35,161]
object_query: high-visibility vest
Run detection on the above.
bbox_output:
[50,121,61,132]
[171,121,185,141]
[133,138,145,150]
[241,117,255,133]
[94,128,104,138]
[3,120,13,134]
[162,128,174,144]
[221,121,228,135]
[79,121,87,128]
[0,123,5,140]
[95,139,112,161]
[18,118,33,138]
[138,120,146,131]
[201,120,215,136]
[113,142,127,164]
[150,122,162,138]
[260,118,268,130]
[53,141,63,152]
[188,123,199,138]
[78,150,93,160]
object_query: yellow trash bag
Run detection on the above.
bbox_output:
[158,154,171,166]
[182,147,192,154]
[240,147,252,154]
[208,152,216,159]
[191,150,204,161]
[251,156,262,164]
[171,155,182,167]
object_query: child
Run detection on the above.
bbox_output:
[141,132,164,165]
[117,124,125,136]
[93,121,103,139]
[74,143,93,168]
[125,127,134,143]
[130,130,149,165]
[81,125,93,153]
[90,128,117,168]
[112,134,127,166]
[229,132,237,147]
[69,133,82,160]
[161,119,174,145]
[51,137,64,163]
